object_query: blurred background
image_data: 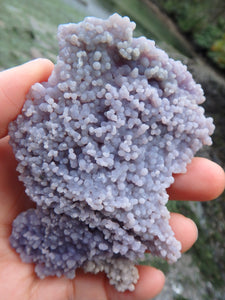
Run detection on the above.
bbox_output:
[0,0,224,299]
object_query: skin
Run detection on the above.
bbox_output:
[0,59,224,300]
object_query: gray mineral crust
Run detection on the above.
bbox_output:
[9,14,214,292]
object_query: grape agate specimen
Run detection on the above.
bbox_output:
[9,14,214,291]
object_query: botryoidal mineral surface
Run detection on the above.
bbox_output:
[9,14,214,291]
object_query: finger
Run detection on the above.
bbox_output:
[28,266,164,300]
[0,136,32,233]
[170,212,198,253]
[73,266,165,300]
[144,213,197,257]
[106,266,165,300]
[0,59,54,139]
[167,157,225,201]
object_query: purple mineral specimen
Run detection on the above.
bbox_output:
[9,14,214,291]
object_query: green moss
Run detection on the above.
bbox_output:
[209,34,225,69]
[156,0,225,70]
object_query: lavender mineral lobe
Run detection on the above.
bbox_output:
[9,14,214,291]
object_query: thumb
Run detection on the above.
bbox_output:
[0,59,54,139]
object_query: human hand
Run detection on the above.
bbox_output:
[0,59,224,300]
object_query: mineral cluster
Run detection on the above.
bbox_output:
[9,14,214,291]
